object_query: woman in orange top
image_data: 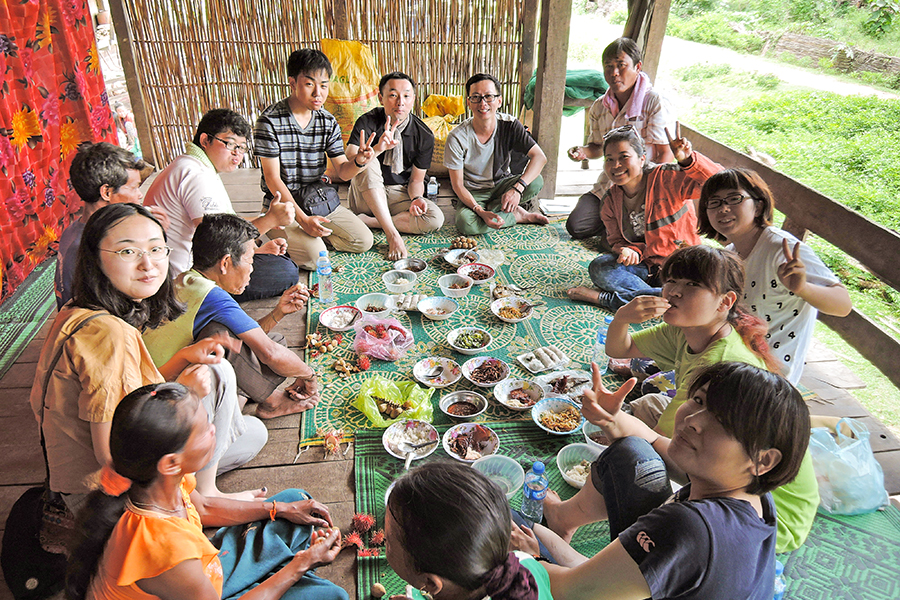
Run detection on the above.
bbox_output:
[66,382,347,600]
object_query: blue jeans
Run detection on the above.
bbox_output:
[591,437,673,540]
[588,253,662,311]
[232,253,300,302]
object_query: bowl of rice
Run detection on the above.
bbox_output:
[556,443,602,488]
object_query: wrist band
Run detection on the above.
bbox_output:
[269,501,277,521]
[271,311,281,323]
[298,371,317,381]
[354,157,365,168]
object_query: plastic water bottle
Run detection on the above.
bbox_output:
[773,560,786,600]
[591,314,614,374]
[316,250,334,304]
[426,176,439,199]
[521,461,549,523]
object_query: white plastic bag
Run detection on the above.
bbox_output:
[809,418,888,515]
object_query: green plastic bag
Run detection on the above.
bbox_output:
[351,376,434,427]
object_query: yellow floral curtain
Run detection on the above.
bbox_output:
[0,0,114,302]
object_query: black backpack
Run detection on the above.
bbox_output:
[1,486,67,599]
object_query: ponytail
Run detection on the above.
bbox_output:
[729,305,780,374]
[481,553,540,600]
[66,491,127,600]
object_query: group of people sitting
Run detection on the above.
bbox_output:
[32,35,854,600]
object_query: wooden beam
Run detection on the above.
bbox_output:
[331,0,350,40]
[107,0,156,167]
[819,311,900,392]
[532,0,573,199]
[639,0,672,82]
[518,0,540,103]
[623,0,652,49]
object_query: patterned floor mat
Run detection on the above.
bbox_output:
[0,258,55,379]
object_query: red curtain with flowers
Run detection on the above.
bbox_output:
[0,0,115,303]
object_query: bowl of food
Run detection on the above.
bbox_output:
[439,390,488,420]
[472,454,525,500]
[382,419,440,461]
[532,397,584,435]
[442,423,500,463]
[417,296,459,321]
[447,327,492,355]
[582,421,611,450]
[438,274,474,298]
[412,356,462,389]
[318,305,361,332]
[355,293,392,319]
[490,296,534,324]
[457,262,495,285]
[462,356,510,388]
[444,248,481,268]
[493,378,545,411]
[383,269,417,294]
[556,443,602,488]
[393,257,427,273]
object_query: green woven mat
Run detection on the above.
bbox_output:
[0,258,55,379]
[353,422,610,599]
[301,223,626,443]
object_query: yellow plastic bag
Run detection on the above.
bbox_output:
[422,94,465,119]
[421,94,465,175]
[320,38,380,146]
[351,375,434,427]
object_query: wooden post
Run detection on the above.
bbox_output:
[532,0,573,199]
[518,0,540,102]
[106,0,156,167]
[638,0,671,82]
[331,0,350,40]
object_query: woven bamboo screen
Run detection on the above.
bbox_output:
[122,0,530,166]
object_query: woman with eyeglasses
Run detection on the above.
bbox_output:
[567,123,720,313]
[30,203,267,515]
[696,169,851,383]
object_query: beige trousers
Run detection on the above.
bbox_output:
[283,204,373,270]
[348,160,444,234]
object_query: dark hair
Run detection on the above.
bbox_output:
[465,73,502,97]
[192,108,252,146]
[689,362,810,494]
[287,48,333,79]
[661,245,779,372]
[601,37,642,66]
[379,71,416,93]
[697,168,775,242]
[602,125,645,157]
[69,142,147,204]
[66,383,196,600]
[387,461,538,600]
[192,213,260,272]
[71,203,184,330]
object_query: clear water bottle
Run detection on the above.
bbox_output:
[773,560,786,600]
[521,461,549,523]
[426,176,439,199]
[316,250,334,304]
[591,314,614,374]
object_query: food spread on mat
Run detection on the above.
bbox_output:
[447,424,493,460]
[364,304,385,313]
[374,395,414,419]
[466,265,492,280]
[447,401,480,416]
[450,236,478,249]
[384,421,438,458]
[540,406,582,432]
[564,459,592,486]
[449,280,471,289]
[469,359,506,384]
[519,345,566,372]
[394,293,427,311]
[499,305,525,320]
[506,387,537,408]
[454,330,489,349]
[325,308,357,328]
[549,373,590,394]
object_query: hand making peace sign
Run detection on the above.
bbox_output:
[375,115,401,154]
[777,238,808,294]
[664,121,693,163]
[354,129,378,167]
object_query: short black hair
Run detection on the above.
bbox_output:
[465,73,502,97]
[287,48,333,79]
[69,142,147,204]
[192,109,252,146]
[192,213,260,272]
[379,71,416,93]
[697,168,775,243]
[602,37,642,66]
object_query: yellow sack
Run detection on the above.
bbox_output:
[422,94,465,175]
[422,94,465,119]
[320,38,380,147]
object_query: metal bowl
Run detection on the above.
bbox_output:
[439,390,488,420]
[393,257,427,273]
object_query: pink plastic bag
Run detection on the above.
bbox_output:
[352,318,414,361]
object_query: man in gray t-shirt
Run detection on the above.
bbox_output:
[444,73,549,235]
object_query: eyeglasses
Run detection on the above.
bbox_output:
[467,94,500,104]
[602,124,635,140]
[101,246,171,262]
[213,136,249,154]
[706,194,752,210]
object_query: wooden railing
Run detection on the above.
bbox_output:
[684,125,900,390]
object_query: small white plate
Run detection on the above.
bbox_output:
[413,356,462,389]
[536,369,593,400]
[517,347,570,374]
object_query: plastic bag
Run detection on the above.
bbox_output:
[352,317,414,361]
[422,115,457,176]
[351,375,434,427]
[809,418,889,515]
[421,94,465,119]
[320,38,380,146]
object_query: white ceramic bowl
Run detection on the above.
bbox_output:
[531,397,584,435]
[444,248,481,267]
[438,274,475,298]
[355,293,392,319]
[490,296,534,324]
[582,421,611,450]
[472,454,525,500]
[462,356,511,388]
[412,356,462,389]
[556,443,602,488]
[442,423,500,463]
[393,257,427,273]
[318,305,361,332]
[439,390,488,420]
[447,327,492,355]
[493,378,545,411]
[382,419,440,461]
[417,296,459,321]
[457,262,495,285]
[383,269,417,293]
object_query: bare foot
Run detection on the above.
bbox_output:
[256,391,318,419]
[543,489,578,543]
[567,286,602,305]
[358,214,381,228]
[385,230,408,260]
[514,206,550,225]
[205,487,269,501]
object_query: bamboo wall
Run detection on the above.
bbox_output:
[122,0,530,165]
